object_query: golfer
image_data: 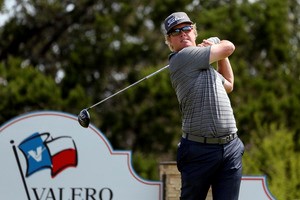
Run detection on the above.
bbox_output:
[164,12,244,200]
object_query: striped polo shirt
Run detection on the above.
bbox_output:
[169,46,238,137]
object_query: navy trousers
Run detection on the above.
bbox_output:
[177,137,244,200]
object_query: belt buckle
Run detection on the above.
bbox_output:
[220,134,231,144]
[225,135,231,143]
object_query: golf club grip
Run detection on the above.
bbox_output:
[88,65,169,110]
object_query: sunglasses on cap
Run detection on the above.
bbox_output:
[168,25,193,36]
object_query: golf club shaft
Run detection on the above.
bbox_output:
[87,65,169,110]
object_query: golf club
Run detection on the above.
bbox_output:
[78,65,169,128]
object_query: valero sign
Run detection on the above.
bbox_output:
[0,111,162,200]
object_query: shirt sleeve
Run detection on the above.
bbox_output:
[169,46,211,76]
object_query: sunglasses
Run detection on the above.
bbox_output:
[168,25,193,36]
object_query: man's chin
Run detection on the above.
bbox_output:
[182,43,193,48]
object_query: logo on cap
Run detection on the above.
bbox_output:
[167,16,185,27]
[164,12,192,33]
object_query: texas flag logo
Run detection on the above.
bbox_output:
[18,132,78,178]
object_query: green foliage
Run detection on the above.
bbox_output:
[0,0,4,11]
[0,57,62,120]
[132,152,159,180]
[0,1,300,198]
[243,125,300,200]
[0,56,89,120]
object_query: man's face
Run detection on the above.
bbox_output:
[168,23,197,52]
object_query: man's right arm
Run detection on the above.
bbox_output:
[210,40,235,93]
[209,40,235,64]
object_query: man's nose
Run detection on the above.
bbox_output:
[179,30,187,36]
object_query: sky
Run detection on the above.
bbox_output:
[0,0,16,26]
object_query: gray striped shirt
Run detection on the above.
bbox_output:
[169,46,238,137]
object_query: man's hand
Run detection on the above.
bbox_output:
[198,37,220,47]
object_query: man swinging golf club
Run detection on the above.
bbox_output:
[78,10,244,200]
[163,12,245,200]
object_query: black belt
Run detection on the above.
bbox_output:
[182,133,237,144]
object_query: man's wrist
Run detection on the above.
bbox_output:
[207,37,221,44]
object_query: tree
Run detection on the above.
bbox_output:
[0,56,88,121]
[0,57,62,121]
[243,125,300,199]
[0,1,300,198]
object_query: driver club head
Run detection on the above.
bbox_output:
[78,109,90,128]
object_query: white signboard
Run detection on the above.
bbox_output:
[240,176,276,200]
[0,111,162,200]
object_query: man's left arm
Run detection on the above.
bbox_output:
[199,37,235,93]
[218,58,234,93]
